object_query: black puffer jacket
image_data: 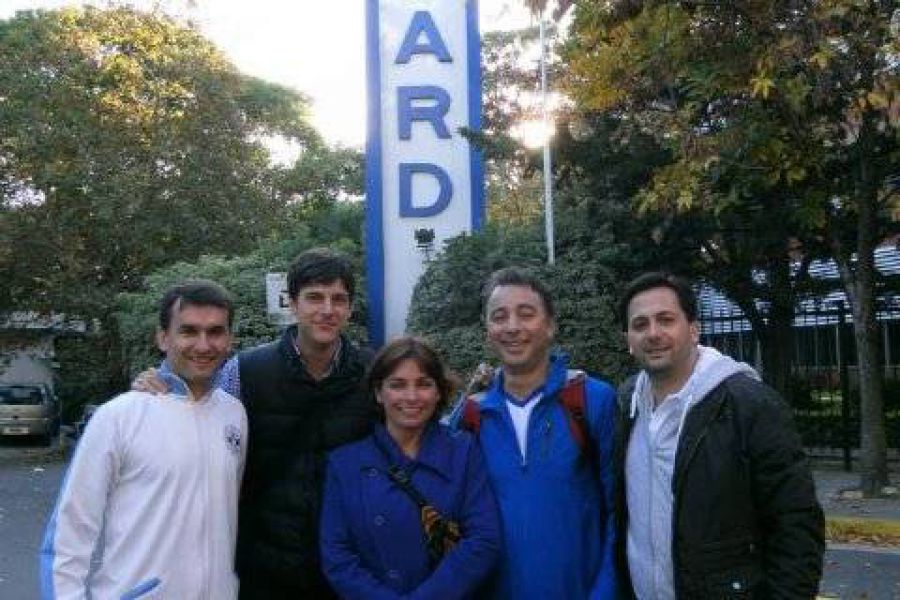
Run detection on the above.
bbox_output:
[615,373,825,599]
[235,327,376,599]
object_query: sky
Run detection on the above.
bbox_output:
[0,0,538,148]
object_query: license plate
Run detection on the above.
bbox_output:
[2,427,29,435]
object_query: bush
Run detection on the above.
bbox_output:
[408,224,631,385]
[846,377,900,413]
[116,203,367,378]
[54,333,121,423]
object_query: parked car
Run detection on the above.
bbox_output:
[0,383,60,445]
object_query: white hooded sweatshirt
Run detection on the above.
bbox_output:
[40,368,246,600]
[625,345,757,600]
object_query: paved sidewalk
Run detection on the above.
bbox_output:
[814,468,900,599]
[815,468,900,522]
[820,547,900,599]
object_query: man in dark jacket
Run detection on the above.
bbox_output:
[232,248,376,598]
[616,272,824,599]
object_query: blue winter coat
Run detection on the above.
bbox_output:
[450,354,618,599]
[320,423,501,599]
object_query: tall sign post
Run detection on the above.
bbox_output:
[366,0,484,347]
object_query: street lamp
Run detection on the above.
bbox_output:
[510,118,553,150]
[538,10,554,264]
[510,8,556,264]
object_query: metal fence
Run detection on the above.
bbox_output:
[699,295,900,468]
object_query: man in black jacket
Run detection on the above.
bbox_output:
[232,249,375,599]
[616,272,824,599]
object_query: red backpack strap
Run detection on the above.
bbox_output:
[461,395,482,435]
[560,372,589,455]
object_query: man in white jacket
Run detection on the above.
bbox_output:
[40,280,248,600]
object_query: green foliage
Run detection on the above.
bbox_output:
[562,0,900,488]
[564,0,899,232]
[275,144,365,214]
[0,6,319,318]
[849,378,900,414]
[54,332,120,423]
[0,6,369,403]
[478,27,560,225]
[409,226,546,334]
[408,224,631,383]
[116,202,366,377]
[116,203,365,376]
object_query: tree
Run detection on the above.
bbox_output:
[114,201,366,410]
[0,6,320,394]
[408,223,631,383]
[563,0,899,494]
[274,143,364,214]
[477,26,561,225]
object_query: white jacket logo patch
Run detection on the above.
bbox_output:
[224,424,242,455]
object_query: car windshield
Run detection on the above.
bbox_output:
[0,386,44,405]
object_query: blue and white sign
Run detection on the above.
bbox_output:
[366,0,484,347]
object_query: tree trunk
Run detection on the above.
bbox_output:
[758,317,794,402]
[729,259,797,402]
[763,261,797,402]
[850,272,888,496]
[834,114,890,496]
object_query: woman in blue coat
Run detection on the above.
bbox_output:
[320,337,501,600]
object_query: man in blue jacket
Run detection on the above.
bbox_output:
[451,267,618,599]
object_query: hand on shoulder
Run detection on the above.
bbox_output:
[131,368,168,395]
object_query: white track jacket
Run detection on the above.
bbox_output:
[40,378,247,600]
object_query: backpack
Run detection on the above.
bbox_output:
[460,370,592,458]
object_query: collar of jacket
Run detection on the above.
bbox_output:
[479,351,570,413]
[158,359,221,402]
[617,372,733,493]
[370,422,454,481]
[276,325,361,382]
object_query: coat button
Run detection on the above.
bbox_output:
[374,515,386,526]
[387,569,400,579]
[368,468,378,477]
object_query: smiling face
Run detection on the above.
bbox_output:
[485,284,556,377]
[290,280,352,352]
[156,301,233,398]
[377,358,440,439]
[625,286,699,391]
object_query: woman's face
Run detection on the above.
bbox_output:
[377,358,440,436]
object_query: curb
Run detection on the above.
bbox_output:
[826,515,900,524]
[827,542,900,555]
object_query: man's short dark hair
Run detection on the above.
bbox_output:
[481,267,555,320]
[287,248,355,300]
[158,280,234,331]
[619,271,698,330]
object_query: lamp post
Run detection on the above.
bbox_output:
[539,9,555,264]
[511,4,555,264]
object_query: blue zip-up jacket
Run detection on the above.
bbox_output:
[320,423,501,599]
[450,354,618,599]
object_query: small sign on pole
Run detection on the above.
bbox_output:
[265,273,293,327]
